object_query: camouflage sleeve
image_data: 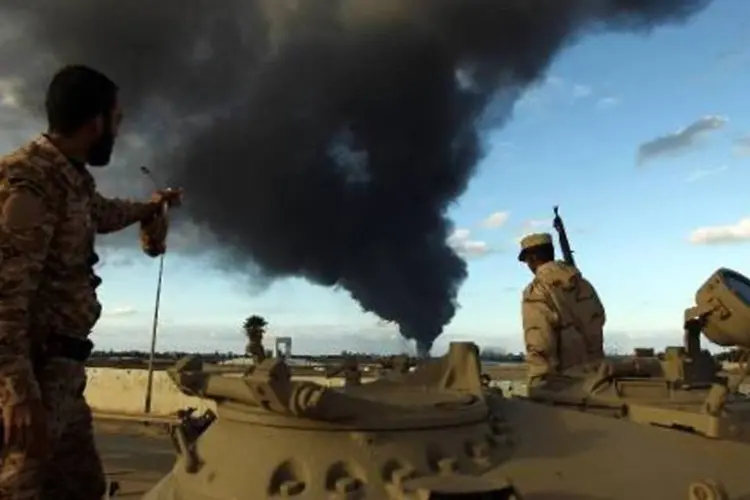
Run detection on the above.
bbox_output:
[139,208,169,258]
[0,170,57,406]
[522,283,560,378]
[91,192,160,234]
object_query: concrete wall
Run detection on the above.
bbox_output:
[86,367,210,417]
[84,367,391,417]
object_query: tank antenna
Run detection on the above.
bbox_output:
[140,165,169,415]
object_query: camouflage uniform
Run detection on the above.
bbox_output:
[518,233,606,382]
[0,135,166,499]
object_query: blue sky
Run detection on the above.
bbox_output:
[4,1,750,355]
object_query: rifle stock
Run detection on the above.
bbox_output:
[552,206,576,267]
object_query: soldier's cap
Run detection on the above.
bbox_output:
[518,232,553,262]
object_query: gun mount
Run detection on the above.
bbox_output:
[144,342,521,499]
[525,267,750,442]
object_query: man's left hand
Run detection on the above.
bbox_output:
[151,188,183,209]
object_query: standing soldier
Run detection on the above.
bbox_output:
[517,233,606,386]
[0,65,182,499]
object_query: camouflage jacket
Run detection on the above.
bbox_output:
[521,260,606,378]
[0,135,165,406]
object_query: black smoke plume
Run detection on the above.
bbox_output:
[0,0,710,354]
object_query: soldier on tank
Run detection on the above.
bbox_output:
[517,233,606,386]
[0,65,182,499]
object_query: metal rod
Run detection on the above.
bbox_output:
[141,165,168,414]
[140,165,160,187]
[144,251,166,414]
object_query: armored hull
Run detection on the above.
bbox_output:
[141,341,750,500]
[522,354,750,443]
[497,397,750,499]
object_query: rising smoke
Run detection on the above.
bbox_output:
[0,0,711,354]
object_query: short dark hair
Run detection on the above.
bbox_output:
[45,65,118,136]
[528,243,555,263]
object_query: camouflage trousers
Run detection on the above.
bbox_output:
[0,358,106,500]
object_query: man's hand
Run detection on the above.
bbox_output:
[3,398,47,455]
[151,188,183,209]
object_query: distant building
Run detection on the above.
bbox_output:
[259,336,292,358]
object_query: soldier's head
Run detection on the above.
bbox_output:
[45,65,122,167]
[518,233,555,274]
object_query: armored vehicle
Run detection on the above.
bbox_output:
[523,267,750,443]
[141,337,748,499]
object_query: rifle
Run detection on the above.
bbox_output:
[552,206,576,267]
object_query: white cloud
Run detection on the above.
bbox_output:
[522,218,552,230]
[515,76,595,114]
[451,228,470,241]
[734,136,750,157]
[595,96,620,110]
[0,78,22,110]
[689,217,750,245]
[545,76,565,87]
[447,228,489,258]
[572,84,592,99]
[482,211,510,229]
[102,306,138,318]
[515,218,553,242]
[684,165,728,183]
[95,248,135,268]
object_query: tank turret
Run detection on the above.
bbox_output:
[143,342,521,499]
[524,267,750,442]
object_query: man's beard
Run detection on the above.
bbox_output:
[87,126,115,167]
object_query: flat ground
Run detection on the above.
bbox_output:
[96,420,173,499]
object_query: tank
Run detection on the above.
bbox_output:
[142,342,522,499]
[141,339,748,500]
[523,267,750,443]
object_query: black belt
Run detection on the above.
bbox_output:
[33,335,94,364]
